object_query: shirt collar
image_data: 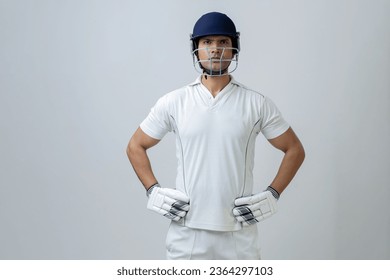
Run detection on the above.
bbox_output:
[189,75,239,87]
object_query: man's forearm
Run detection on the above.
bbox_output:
[127,144,158,189]
[270,144,305,195]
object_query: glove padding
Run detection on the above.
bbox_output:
[147,187,190,222]
[233,190,278,226]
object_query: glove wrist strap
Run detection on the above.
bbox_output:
[146,183,160,197]
[267,186,280,200]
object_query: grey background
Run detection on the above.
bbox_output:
[0,0,389,259]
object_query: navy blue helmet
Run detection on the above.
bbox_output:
[190,12,240,53]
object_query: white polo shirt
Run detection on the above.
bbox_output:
[140,76,289,231]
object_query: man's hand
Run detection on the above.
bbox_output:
[233,190,278,226]
[147,184,190,221]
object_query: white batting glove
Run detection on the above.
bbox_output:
[146,184,190,222]
[233,187,279,226]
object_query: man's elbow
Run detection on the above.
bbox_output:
[296,142,305,166]
[286,140,305,167]
[126,137,137,160]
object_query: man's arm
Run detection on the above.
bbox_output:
[127,127,191,221]
[126,127,160,190]
[267,127,305,195]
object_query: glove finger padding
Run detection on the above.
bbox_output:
[233,191,278,226]
[147,187,190,221]
[163,195,190,211]
[161,202,188,218]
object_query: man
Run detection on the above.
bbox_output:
[127,12,305,259]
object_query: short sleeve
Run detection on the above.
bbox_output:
[140,96,172,140]
[260,97,290,139]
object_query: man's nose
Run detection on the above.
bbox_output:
[209,43,222,53]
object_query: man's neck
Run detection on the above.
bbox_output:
[201,74,231,97]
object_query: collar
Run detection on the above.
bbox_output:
[189,75,240,87]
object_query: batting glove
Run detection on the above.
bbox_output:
[233,186,279,226]
[146,184,190,222]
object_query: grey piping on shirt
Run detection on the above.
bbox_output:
[169,115,187,196]
[240,118,262,197]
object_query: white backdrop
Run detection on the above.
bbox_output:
[0,0,389,259]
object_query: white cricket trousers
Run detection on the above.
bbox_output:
[166,222,261,260]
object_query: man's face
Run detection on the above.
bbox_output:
[197,36,234,73]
